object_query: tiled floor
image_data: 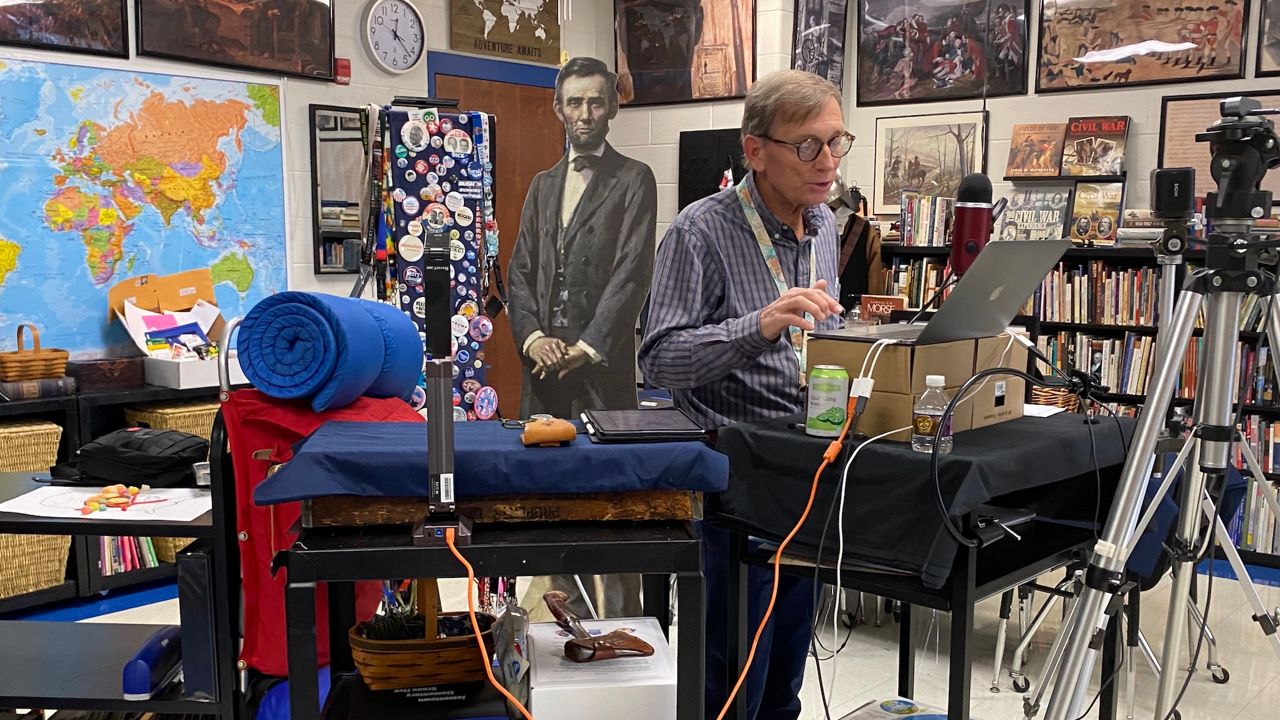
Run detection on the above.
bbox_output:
[88,573,1280,718]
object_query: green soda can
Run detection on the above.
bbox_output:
[806,365,850,437]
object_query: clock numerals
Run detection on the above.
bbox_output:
[369,0,420,72]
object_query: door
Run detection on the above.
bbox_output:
[435,74,564,420]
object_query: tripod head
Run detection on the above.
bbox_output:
[1196,96,1280,226]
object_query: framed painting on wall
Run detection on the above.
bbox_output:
[615,0,755,106]
[1159,91,1280,202]
[792,0,849,91]
[1038,0,1248,93]
[873,111,988,215]
[137,0,335,80]
[856,0,1027,106]
[1258,0,1280,76]
[0,0,127,58]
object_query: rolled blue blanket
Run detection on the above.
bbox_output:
[239,292,423,412]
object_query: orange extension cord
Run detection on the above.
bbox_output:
[446,527,536,720]
[714,397,858,720]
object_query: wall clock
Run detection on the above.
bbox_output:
[364,0,425,74]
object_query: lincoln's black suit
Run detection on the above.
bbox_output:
[508,143,657,418]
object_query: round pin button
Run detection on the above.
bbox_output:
[394,145,408,158]
[401,121,429,152]
[458,114,469,124]
[452,389,461,406]
[468,161,484,178]
[462,379,481,393]
[474,386,498,420]
[426,172,439,185]
[396,157,408,169]
[444,157,456,169]
[455,206,475,227]
[445,192,464,212]
[415,159,429,174]
[469,315,493,342]
[450,314,469,337]
[430,135,443,149]
[440,118,454,134]
[411,386,427,410]
[405,170,417,183]
[445,128,474,157]
[463,391,476,405]
[473,359,483,369]
[398,235,424,262]
[430,154,441,166]
[391,188,407,202]
[402,266,423,284]
[457,349,471,364]
[402,196,420,215]
[407,220,423,236]
[412,297,426,318]
[449,238,465,261]
[453,407,468,421]
[424,203,449,231]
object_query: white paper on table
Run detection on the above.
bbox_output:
[1024,403,1067,418]
[121,299,221,354]
[0,486,212,522]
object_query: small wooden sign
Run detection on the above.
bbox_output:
[450,0,560,66]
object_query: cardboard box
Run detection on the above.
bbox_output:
[144,354,247,389]
[107,268,227,343]
[807,334,977,396]
[969,331,1030,429]
[528,617,674,720]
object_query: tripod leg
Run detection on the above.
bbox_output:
[1045,288,1204,720]
[1155,289,1244,720]
[1207,502,1280,662]
[1011,587,1063,689]
[992,590,1014,692]
[1185,597,1222,675]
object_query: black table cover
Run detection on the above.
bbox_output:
[712,413,1136,588]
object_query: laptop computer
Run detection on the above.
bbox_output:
[815,239,1071,345]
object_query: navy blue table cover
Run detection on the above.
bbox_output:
[254,420,729,505]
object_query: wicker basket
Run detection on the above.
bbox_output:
[0,420,62,473]
[350,578,496,691]
[0,533,70,599]
[1031,386,1082,413]
[124,401,220,440]
[0,324,68,382]
[122,402,215,562]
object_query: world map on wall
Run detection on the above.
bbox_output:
[472,0,554,41]
[0,57,285,356]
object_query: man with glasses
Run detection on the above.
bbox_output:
[640,70,849,718]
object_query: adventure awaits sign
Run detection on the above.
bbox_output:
[451,0,561,66]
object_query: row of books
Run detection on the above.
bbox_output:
[882,258,949,310]
[1036,331,1157,396]
[1235,415,1280,476]
[1192,291,1273,335]
[319,238,350,269]
[898,194,955,247]
[99,536,166,576]
[1226,475,1280,555]
[1030,262,1161,326]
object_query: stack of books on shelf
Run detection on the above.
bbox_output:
[1035,331,1156,396]
[882,257,948,310]
[320,240,348,268]
[1227,473,1280,555]
[319,203,360,231]
[898,193,954,247]
[99,536,164,576]
[1029,261,1159,325]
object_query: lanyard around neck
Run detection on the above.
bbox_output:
[735,178,817,374]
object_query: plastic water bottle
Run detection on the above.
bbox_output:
[911,375,953,454]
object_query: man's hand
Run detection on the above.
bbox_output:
[554,345,589,380]
[758,279,843,342]
[528,336,569,378]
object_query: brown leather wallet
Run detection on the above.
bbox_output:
[521,418,576,447]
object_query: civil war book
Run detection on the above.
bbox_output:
[1005,123,1067,178]
[1069,181,1125,247]
[1060,116,1130,177]
[997,187,1073,241]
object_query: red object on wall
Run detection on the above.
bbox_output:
[335,58,351,85]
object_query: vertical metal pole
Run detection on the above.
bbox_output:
[1154,290,1242,719]
[1045,288,1203,720]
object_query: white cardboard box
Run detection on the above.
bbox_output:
[528,617,675,720]
[144,354,247,389]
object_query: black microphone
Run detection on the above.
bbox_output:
[949,173,993,277]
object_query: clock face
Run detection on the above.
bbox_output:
[366,0,424,73]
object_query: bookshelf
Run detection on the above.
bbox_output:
[1003,174,1127,184]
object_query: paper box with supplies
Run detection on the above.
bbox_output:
[528,617,674,720]
[969,330,1030,429]
[807,331,977,441]
[107,269,242,389]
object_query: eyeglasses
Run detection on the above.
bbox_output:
[760,131,855,162]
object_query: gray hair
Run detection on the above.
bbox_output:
[741,70,842,141]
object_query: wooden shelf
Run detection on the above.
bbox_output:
[1040,321,1158,334]
[1004,174,1126,183]
[96,563,177,593]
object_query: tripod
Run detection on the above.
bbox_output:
[1045,98,1280,720]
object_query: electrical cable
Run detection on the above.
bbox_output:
[908,275,958,324]
[714,393,860,720]
[446,527,534,720]
[573,575,600,620]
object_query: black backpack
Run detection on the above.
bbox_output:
[71,428,209,487]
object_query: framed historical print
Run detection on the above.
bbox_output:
[616,0,755,106]
[873,111,988,215]
[1038,0,1248,93]
[856,0,1027,106]
[1159,91,1280,202]
[793,0,849,91]
[0,0,127,58]
[1259,0,1280,76]
[137,0,335,80]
